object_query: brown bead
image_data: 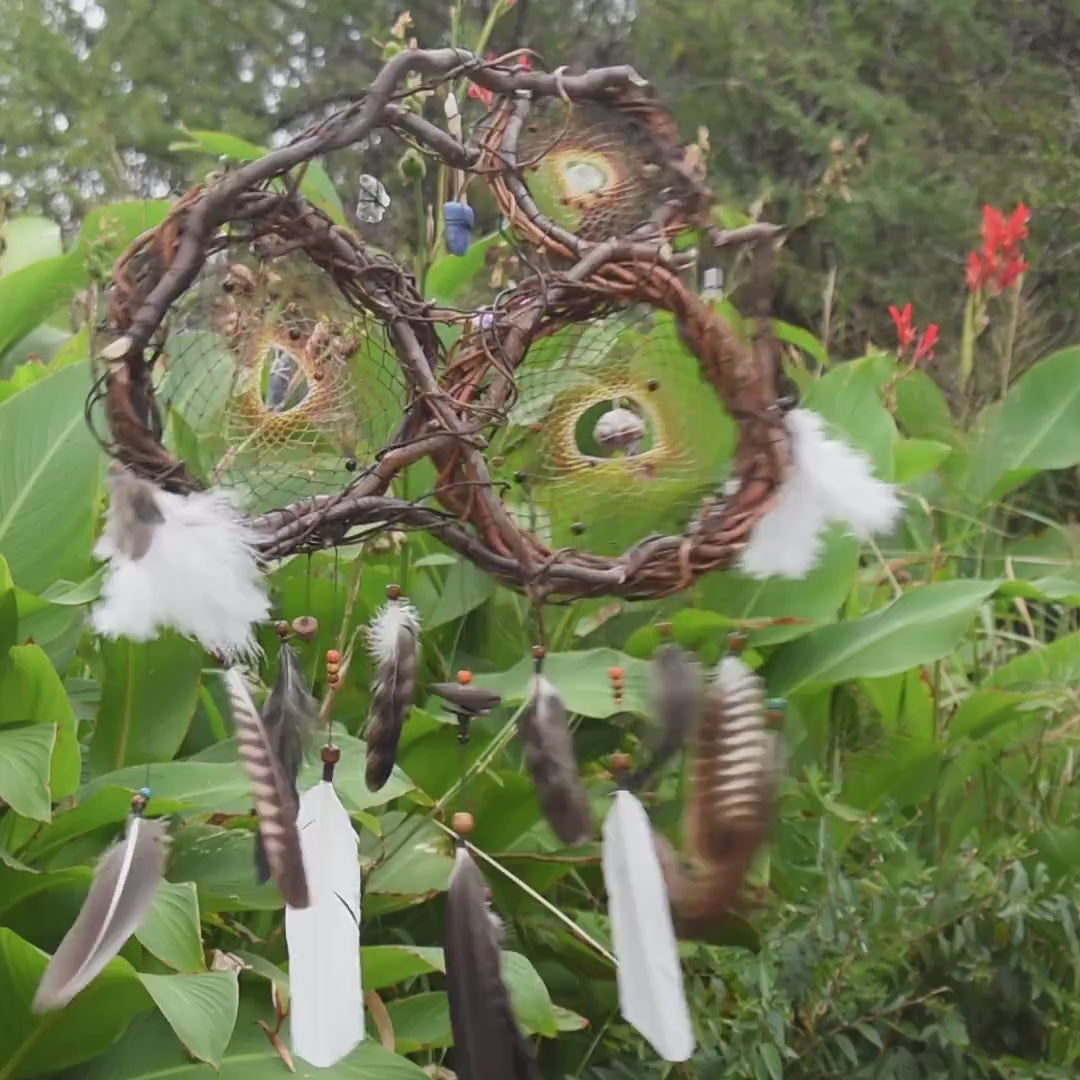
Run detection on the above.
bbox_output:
[326,661,340,676]
[727,631,749,654]
[292,615,319,641]
[274,620,290,639]
[452,811,475,836]
[531,644,546,661]
[610,752,631,771]
[321,744,342,765]
[386,583,401,601]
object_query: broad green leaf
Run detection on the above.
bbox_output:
[89,634,204,775]
[767,580,1000,693]
[0,554,16,659]
[137,971,238,1068]
[0,928,148,1080]
[0,255,84,361]
[893,369,955,444]
[771,318,830,368]
[0,363,101,594]
[0,724,55,821]
[84,1000,431,1078]
[0,216,63,275]
[136,881,205,973]
[701,531,861,647]
[366,820,454,899]
[947,689,1031,742]
[424,560,497,629]
[425,232,502,302]
[0,865,91,920]
[502,951,558,1038]
[170,129,346,224]
[167,825,284,913]
[361,945,445,990]
[2,325,71,377]
[384,991,451,1052]
[0,644,79,799]
[476,648,649,718]
[981,630,1080,691]
[972,346,1080,499]
[893,438,951,483]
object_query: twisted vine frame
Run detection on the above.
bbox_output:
[91,48,791,603]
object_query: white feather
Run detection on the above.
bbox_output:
[285,780,364,1069]
[602,790,694,1063]
[740,407,902,580]
[91,485,269,661]
[365,598,421,665]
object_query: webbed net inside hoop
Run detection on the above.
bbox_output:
[155,253,407,514]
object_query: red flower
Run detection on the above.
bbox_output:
[468,51,497,108]
[517,52,532,71]
[889,302,916,352]
[913,323,939,363]
[966,202,1029,294]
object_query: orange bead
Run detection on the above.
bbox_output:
[452,811,475,836]
[457,669,473,685]
[327,649,341,664]
[608,666,625,682]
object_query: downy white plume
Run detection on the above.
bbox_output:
[602,790,695,1062]
[33,815,170,1012]
[91,467,270,661]
[285,780,364,1068]
[740,408,902,580]
[364,595,420,792]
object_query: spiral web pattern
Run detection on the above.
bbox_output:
[153,254,408,514]
[487,307,738,556]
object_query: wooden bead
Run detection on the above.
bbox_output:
[610,752,631,771]
[531,644,546,661]
[457,669,473,685]
[326,662,340,676]
[327,649,341,664]
[727,631,749,654]
[274,620,290,639]
[292,616,319,641]
[386,583,402,601]
[452,811,475,836]
[321,744,341,765]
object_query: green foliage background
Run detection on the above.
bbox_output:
[3,2,1080,1079]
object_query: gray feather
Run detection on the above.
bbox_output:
[365,615,419,792]
[445,847,540,1080]
[518,676,594,845]
[255,643,316,884]
[102,465,165,561]
[33,816,170,1012]
[224,668,309,908]
[630,643,703,790]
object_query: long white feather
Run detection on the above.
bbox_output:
[602,790,694,1062]
[285,781,364,1068]
[740,407,902,580]
[92,478,270,661]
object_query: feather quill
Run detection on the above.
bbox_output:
[33,815,170,1012]
[255,643,317,884]
[445,845,540,1080]
[602,790,695,1061]
[364,597,420,792]
[224,668,309,908]
[518,675,595,845]
[630,643,703,790]
[92,466,269,661]
[285,779,364,1068]
[740,408,901,580]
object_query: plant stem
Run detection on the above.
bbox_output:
[999,276,1022,399]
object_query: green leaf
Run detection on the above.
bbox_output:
[424,560,496,629]
[137,971,238,1069]
[0,256,84,361]
[89,634,204,775]
[0,554,18,662]
[135,881,205,973]
[0,927,148,1080]
[0,216,63,275]
[384,991,451,1052]
[767,580,1000,694]
[0,363,101,594]
[0,725,55,821]
[366,820,454,899]
[0,864,91,921]
[701,531,861,646]
[171,129,346,224]
[425,232,502,303]
[84,999,432,1078]
[361,945,445,990]
[758,1042,784,1080]
[502,951,558,1038]
[771,318,830,368]
[893,438,951,483]
[476,648,649,718]
[0,644,80,799]
[972,346,1080,498]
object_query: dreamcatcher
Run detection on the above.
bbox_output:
[45,47,906,1074]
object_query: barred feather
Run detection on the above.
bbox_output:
[224,668,309,908]
[630,643,703,790]
[255,643,316,885]
[33,816,170,1012]
[364,598,420,791]
[446,846,540,1080]
[518,675,594,845]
